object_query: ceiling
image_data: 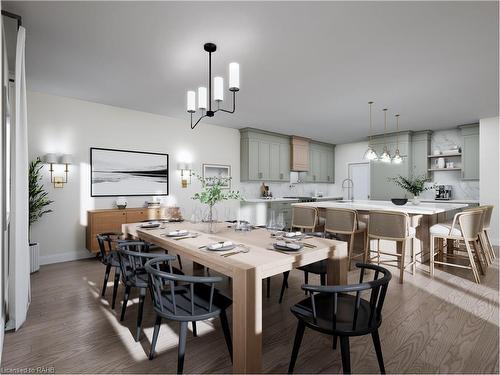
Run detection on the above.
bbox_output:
[4,1,499,144]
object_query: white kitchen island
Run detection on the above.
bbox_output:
[292,200,468,263]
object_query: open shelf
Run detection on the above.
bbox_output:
[427,153,461,158]
[428,168,461,172]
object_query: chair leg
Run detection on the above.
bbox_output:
[399,240,406,284]
[101,264,111,297]
[111,267,120,309]
[473,239,486,275]
[430,235,435,277]
[135,288,146,341]
[279,271,290,304]
[303,271,309,295]
[364,234,370,264]
[177,255,183,270]
[220,309,233,362]
[149,315,162,360]
[320,273,326,286]
[192,321,197,337]
[177,321,188,374]
[120,285,131,321]
[481,232,493,265]
[371,329,386,374]
[332,334,337,350]
[266,277,271,298]
[347,233,355,271]
[485,230,495,259]
[288,320,306,374]
[339,336,351,374]
[411,237,416,275]
[377,239,381,265]
[464,240,481,284]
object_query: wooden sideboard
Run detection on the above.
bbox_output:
[86,207,170,253]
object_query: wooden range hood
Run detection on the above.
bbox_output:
[291,136,310,171]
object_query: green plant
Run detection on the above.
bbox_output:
[29,157,53,241]
[191,173,244,207]
[389,175,431,197]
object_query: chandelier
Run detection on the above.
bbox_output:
[186,43,240,129]
[363,101,379,160]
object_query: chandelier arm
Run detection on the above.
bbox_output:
[215,91,236,114]
[191,113,207,130]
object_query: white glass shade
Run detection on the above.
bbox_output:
[229,62,240,91]
[187,91,196,113]
[380,148,392,163]
[363,146,379,161]
[60,154,72,164]
[392,149,403,164]
[198,87,207,110]
[214,76,224,102]
[44,153,58,164]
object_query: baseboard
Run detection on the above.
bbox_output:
[39,251,94,266]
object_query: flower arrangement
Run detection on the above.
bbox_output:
[389,175,432,204]
[191,173,244,232]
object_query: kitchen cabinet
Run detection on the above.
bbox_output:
[460,124,479,180]
[291,136,309,171]
[240,128,290,182]
[305,142,335,183]
[411,131,431,178]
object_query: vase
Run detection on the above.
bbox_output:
[204,205,218,233]
[29,242,40,273]
[412,196,421,205]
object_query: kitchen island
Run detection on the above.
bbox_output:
[292,200,468,262]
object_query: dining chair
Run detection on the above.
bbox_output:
[279,207,326,303]
[364,210,417,284]
[145,256,233,374]
[481,205,496,264]
[324,208,367,271]
[138,219,183,270]
[288,263,392,374]
[97,232,123,309]
[117,241,180,342]
[430,209,484,283]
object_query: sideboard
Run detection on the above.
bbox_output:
[86,207,170,253]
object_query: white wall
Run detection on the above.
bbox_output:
[334,141,369,199]
[479,117,499,245]
[27,91,241,264]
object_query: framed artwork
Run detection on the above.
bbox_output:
[90,147,169,197]
[202,164,231,189]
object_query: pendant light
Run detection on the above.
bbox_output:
[363,101,379,160]
[392,114,403,164]
[380,108,392,163]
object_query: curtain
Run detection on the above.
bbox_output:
[8,25,29,330]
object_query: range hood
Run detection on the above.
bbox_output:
[291,136,310,171]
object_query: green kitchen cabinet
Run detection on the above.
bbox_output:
[411,131,431,178]
[460,124,479,180]
[306,142,335,183]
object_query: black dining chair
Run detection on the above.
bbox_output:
[288,263,392,374]
[97,232,123,309]
[145,256,233,374]
[117,241,164,341]
[139,219,183,270]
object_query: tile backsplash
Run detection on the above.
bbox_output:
[239,181,341,199]
[420,128,479,201]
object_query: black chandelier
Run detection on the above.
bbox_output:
[187,43,240,129]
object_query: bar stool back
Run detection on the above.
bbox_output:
[291,206,318,231]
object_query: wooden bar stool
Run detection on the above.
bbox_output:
[430,209,485,283]
[364,210,417,284]
[324,208,367,271]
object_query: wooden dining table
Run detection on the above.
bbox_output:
[123,221,348,373]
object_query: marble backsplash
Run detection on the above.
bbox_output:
[420,128,479,201]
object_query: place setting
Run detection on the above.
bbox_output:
[161,229,200,240]
[198,240,250,257]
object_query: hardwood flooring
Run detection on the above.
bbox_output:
[2,248,498,374]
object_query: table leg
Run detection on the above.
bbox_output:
[326,242,348,285]
[232,267,263,373]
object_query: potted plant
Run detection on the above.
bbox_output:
[29,157,54,272]
[389,175,431,205]
[191,173,243,233]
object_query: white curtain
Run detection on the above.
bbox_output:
[8,25,29,330]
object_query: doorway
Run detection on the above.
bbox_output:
[348,162,370,200]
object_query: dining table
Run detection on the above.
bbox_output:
[123,221,348,373]
[292,200,469,261]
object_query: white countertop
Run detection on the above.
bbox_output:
[421,199,479,204]
[292,200,468,215]
[243,198,300,203]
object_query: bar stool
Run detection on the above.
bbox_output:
[482,205,496,264]
[430,209,484,283]
[324,208,367,271]
[364,210,417,284]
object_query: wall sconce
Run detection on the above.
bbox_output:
[177,162,192,188]
[44,153,72,188]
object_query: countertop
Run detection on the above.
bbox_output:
[420,199,479,204]
[242,196,343,203]
[292,200,468,215]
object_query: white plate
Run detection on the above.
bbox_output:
[273,243,303,251]
[207,244,236,252]
[166,231,189,237]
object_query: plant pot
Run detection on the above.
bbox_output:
[29,242,40,273]
[412,196,421,205]
[203,206,218,233]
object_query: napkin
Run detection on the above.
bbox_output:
[208,241,233,250]
[276,241,301,250]
[284,231,302,238]
[168,229,188,236]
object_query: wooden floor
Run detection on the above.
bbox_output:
[2,248,499,374]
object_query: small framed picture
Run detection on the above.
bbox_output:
[202,164,231,189]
